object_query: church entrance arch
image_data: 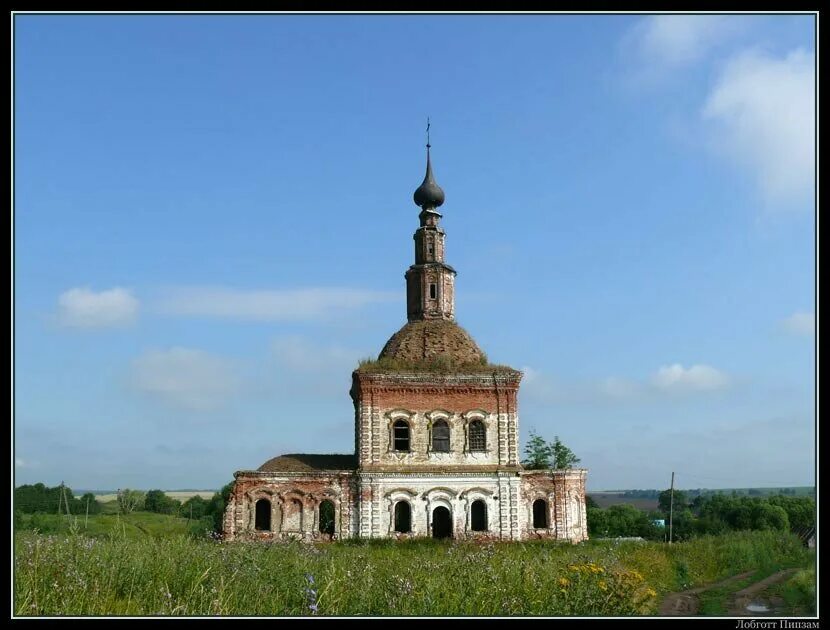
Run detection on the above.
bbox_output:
[431,506,452,539]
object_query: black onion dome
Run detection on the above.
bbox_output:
[413,148,445,208]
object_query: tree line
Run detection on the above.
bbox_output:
[14,483,235,534]
[587,490,816,541]
[14,483,102,516]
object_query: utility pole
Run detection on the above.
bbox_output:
[669,471,675,545]
[62,484,70,517]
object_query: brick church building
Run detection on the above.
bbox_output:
[222,143,588,542]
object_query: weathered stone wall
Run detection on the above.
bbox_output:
[352,373,521,470]
[356,472,521,540]
[224,468,589,543]
[519,469,588,542]
[223,472,356,541]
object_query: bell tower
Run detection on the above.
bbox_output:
[406,137,457,321]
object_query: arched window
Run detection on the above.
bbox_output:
[471,500,487,532]
[319,500,335,535]
[255,498,271,531]
[469,420,486,451]
[432,420,450,452]
[393,420,410,452]
[394,501,411,533]
[533,499,548,529]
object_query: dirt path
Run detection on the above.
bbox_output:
[660,569,799,616]
[726,569,798,616]
[659,571,754,616]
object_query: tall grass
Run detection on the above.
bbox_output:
[14,531,808,616]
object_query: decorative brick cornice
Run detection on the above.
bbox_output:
[354,372,522,387]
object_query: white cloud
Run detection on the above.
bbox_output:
[651,363,730,392]
[783,311,815,336]
[131,347,240,411]
[57,287,138,329]
[15,457,34,468]
[271,336,363,373]
[522,364,730,404]
[702,48,815,205]
[628,15,740,68]
[156,286,398,322]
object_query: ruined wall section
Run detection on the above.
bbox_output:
[223,471,356,541]
[519,469,588,542]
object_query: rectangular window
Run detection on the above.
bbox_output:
[430,283,437,299]
[428,243,434,256]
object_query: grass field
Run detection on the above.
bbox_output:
[588,493,659,511]
[16,511,193,540]
[13,528,811,616]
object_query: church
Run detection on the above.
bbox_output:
[222,143,588,542]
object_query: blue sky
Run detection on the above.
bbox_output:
[14,14,816,491]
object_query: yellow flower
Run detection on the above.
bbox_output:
[558,577,570,588]
[598,580,607,591]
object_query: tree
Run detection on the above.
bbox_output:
[551,435,581,469]
[523,432,581,470]
[522,430,552,470]
[658,489,688,515]
[182,495,209,520]
[204,483,235,532]
[117,489,145,514]
[80,492,102,515]
[144,490,181,515]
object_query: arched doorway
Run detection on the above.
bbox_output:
[432,506,452,539]
[318,500,335,536]
[533,498,548,529]
[255,498,271,531]
[394,501,411,533]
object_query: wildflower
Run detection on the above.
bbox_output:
[557,577,570,588]
[304,573,318,615]
[598,580,607,591]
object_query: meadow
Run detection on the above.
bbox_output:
[14,527,811,616]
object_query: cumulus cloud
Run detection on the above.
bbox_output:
[702,48,815,205]
[522,363,730,404]
[651,363,730,392]
[131,347,240,411]
[783,311,815,336]
[626,15,740,68]
[57,287,138,329]
[155,286,398,322]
